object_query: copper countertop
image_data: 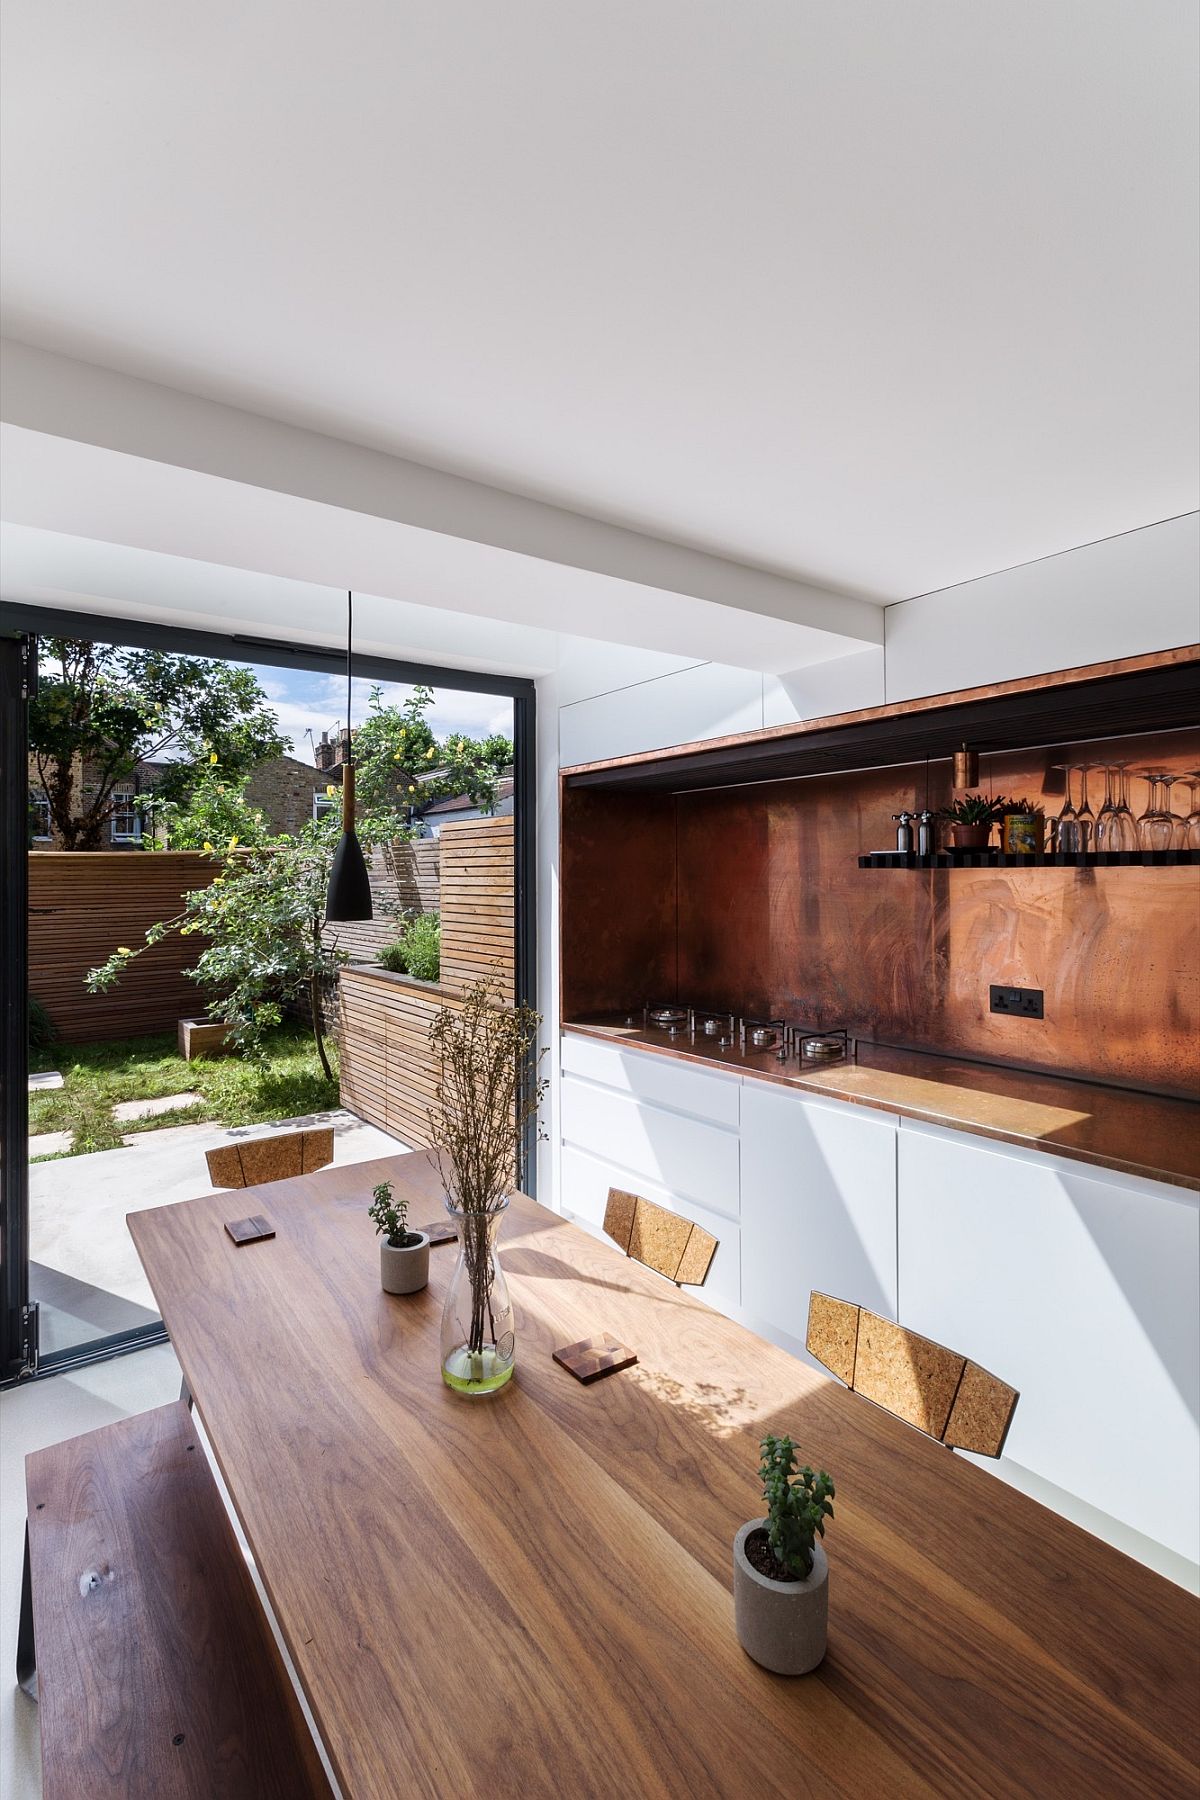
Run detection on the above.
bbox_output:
[563,1017,1200,1192]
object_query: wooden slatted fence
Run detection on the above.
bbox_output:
[338,816,516,1144]
[438,815,514,999]
[28,852,219,1042]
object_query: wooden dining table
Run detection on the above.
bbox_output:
[129,1149,1200,1799]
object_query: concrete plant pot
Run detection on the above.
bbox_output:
[380,1233,430,1295]
[733,1519,829,1675]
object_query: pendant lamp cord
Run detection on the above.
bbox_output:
[346,589,353,769]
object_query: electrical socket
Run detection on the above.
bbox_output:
[990,984,1044,1020]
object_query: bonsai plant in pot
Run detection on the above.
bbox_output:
[733,1434,835,1675]
[941,792,1007,850]
[369,1178,430,1295]
[1001,796,1046,855]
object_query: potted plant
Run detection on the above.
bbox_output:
[733,1434,835,1675]
[940,792,1007,850]
[369,1178,430,1295]
[1001,796,1046,855]
[427,979,548,1395]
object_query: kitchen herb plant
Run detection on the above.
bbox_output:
[759,1435,835,1579]
[733,1433,835,1675]
[369,1178,421,1249]
[370,1178,430,1295]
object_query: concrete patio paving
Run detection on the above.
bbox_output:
[30,1108,408,1356]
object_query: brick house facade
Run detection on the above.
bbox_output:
[28,753,339,849]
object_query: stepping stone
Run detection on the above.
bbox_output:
[29,1131,73,1159]
[113,1092,205,1123]
[29,1071,64,1091]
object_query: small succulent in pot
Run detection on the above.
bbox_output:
[733,1434,835,1675]
[369,1178,430,1295]
[1001,796,1046,855]
[941,792,1007,850]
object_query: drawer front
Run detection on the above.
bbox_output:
[560,1073,740,1220]
[561,1031,740,1129]
[740,1080,898,1354]
[561,1144,740,1311]
[897,1123,1200,1563]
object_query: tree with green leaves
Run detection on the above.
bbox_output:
[353,684,512,837]
[87,813,346,1078]
[29,638,288,850]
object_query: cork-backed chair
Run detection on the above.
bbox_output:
[805,1290,1019,1459]
[205,1125,335,1191]
[602,1187,719,1288]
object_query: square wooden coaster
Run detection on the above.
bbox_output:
[224,1214,275,1246]
[415,1220,458,1246]
[553,1333,638,1384]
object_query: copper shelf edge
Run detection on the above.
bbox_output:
[562,1020,1200,1193]
[559,643,1200,779]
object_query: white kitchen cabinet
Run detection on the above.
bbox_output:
[561,1032,741,1129]
[897,1122,1200,1566]
[560,1070,741,1220]
[739,1082,899,1360]
[560,1143,741,1313]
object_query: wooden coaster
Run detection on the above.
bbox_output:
[553,1333,638,1384]
[224,1214,275,1246]
[415,1220,458,1246]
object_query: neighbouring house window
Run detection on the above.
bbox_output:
[29,787,51,840]
[313,791,339,822]
[110,785,141,842]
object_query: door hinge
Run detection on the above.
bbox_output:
[19,1302,39,1378]
[21,634,38,702]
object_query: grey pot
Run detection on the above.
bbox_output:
[380,1233,430,1295]
[733,1519,828,1675]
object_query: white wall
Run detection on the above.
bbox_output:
[885,512,1199,702]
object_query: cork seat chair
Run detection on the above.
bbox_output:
[602,1187,720,1288]
[205,1125,335,1191]
[805,1290,1019,1459]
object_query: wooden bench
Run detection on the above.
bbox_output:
[20,1401,331,1799]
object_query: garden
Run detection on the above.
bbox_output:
[29,639,511,1159]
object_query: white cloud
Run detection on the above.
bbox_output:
[249,667,513,766]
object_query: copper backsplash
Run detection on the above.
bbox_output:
[561,731,1200,1098]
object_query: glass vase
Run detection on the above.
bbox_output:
[439,1199,515,1396]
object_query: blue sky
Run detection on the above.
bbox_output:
[247,666,514,766]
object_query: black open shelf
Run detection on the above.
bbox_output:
[858,849,1200,869]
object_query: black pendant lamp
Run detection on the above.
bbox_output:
[324,591,373,922]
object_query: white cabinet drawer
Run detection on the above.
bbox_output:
[740,1082,898,1357]
[897,1124,1200,1564]
[561,1144,740,1311]
[560,1073,740,1219]
[561,1031,740,1128]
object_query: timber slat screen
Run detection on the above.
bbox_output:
[338,814,515,1147]
[438,815,515,994]
[28,851,219,1041]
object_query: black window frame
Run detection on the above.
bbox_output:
[1,602,536,1386]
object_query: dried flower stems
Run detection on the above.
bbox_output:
[427,980,547,1360]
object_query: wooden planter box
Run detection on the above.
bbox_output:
[178,1017,234,1061]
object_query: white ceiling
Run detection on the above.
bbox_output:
[1,2,1197,601]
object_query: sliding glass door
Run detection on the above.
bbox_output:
[0,605,536,1384]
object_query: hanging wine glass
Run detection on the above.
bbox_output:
[1093,765,1117,850]
[1108,763,1139,852]
[1185,773,1200,851]
[1053,765,1079,853]
[1073,764,1095,852]
[1137,772,1174,852]
[1158,773,1188,850]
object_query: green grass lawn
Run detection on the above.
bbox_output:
[29,1024,340,1159]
